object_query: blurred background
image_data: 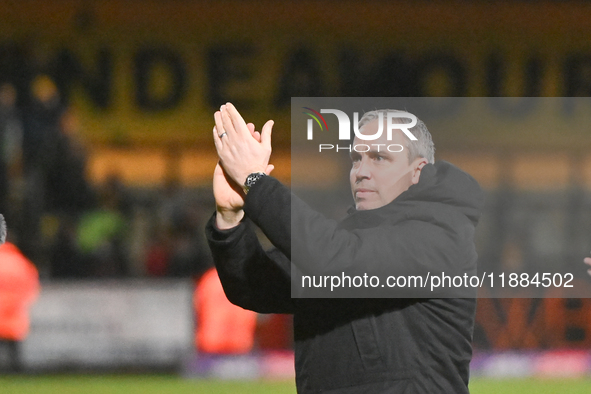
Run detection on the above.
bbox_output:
[1,0,591,393]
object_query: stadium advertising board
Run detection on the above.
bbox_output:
[22,280,194,370]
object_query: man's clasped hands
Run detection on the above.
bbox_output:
[212,103,274,230]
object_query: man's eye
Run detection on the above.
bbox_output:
[373,156,384,161]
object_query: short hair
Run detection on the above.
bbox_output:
[0,214,5,244]
[357,109,435,164]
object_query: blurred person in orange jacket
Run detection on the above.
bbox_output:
[195,267,257,354]
[0,214,40,372]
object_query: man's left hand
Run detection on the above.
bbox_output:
[213,102,274,188]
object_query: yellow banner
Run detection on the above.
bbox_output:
[3,0,591,148]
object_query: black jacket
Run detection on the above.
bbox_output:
[206,161,484,393]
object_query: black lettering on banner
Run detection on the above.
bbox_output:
[337,49,412,96]
[486,53,542,116]
[563,54,591,113]
[134,47,187,112]
[206,44,255,109]
[50,47,113,109]
[275,48,324,108]
[414,52,467,97]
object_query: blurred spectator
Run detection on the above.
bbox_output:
[167,203,211,278]
[20,75,65,259]
[22,75,64,173]
[101,173,133,218]
[0,223,40,373]
[41,107,96,278]
[156,178,186,230]
[146,179,212,278]
[0,83,23,216]
[49,215,85,278]
[45,109,95,216]
[195,268,257,354]
[76,175,130,277]
[144,231,172,277]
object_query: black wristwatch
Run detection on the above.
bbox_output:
[244,172,267,194]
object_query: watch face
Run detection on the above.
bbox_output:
[246,174,257,187]
[245,172,266,190]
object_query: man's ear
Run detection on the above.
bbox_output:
[411,158,428,185]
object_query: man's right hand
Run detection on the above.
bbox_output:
[214,162,247,230]
[213,123,274,230]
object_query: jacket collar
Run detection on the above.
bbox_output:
[343,161,484,226]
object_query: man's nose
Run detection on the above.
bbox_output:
[354,157,371,181]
